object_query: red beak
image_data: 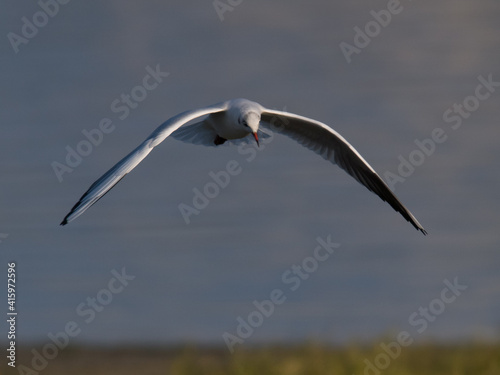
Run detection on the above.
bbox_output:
[253,132,259,147]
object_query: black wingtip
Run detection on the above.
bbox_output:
[418,227,428,236]
[60,218,68,226]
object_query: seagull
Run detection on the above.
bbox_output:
[60,98,427,234]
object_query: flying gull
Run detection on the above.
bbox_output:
[60,98,427,234]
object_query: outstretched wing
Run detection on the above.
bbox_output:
[170,120,218,146]
[61,103,228,225]
[260,109,427,235]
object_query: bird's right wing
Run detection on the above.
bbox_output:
[170,120,219,146]
[60,102,228,225]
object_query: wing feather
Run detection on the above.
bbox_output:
[170,120,218,146]
[60,103,227,225]
[261,109,427,235]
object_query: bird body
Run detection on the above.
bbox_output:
[61,98,427,235]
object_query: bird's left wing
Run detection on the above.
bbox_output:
[260,108,427,235]
[60,103,228,225]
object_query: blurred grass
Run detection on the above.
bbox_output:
[3,341,500,375]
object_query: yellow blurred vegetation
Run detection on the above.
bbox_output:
[4,341,500,375]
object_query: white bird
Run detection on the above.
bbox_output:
[61,98,427,234]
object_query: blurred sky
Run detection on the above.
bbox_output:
[1,0,499,348]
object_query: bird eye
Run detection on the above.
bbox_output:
[238,116,249,128]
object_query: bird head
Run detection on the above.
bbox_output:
[240,111,260,146]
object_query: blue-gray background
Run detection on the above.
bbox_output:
[1,0,499,346]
